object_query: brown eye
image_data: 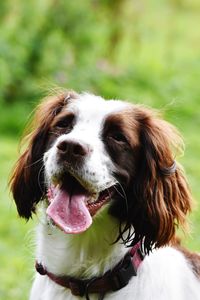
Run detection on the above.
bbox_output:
[54,114,74,130]
[110,132,128,143]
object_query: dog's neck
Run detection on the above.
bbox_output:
[36,207,128,279]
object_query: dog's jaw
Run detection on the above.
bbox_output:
[44,136,118,234]
[45,172,116,234]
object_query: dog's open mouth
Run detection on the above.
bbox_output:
[46,172,115,234]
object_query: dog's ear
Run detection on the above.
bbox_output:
[128,108,192,253]
[10,92,75,219]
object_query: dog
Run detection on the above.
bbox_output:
[10,91,200,300]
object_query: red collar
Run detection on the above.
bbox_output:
[35,242,145,299]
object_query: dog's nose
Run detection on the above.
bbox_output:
[57,140,90,162]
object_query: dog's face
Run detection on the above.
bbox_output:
[10,91,192,253]
[44,93,132,234]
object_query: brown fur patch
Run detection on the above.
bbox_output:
[106,106,192,252]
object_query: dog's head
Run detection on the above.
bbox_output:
[10,91,192,253]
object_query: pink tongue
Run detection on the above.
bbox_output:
[47,187,92,234]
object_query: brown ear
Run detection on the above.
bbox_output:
[10,131,46,219]
[130,107,192,252]
[10,92,75,219]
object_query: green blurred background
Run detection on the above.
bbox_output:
[0,0,200,299]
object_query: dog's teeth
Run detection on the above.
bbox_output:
[86,198,93,205]
[85,194,97,205]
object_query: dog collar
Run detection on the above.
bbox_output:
[35,242,145,299]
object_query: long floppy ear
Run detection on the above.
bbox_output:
[128,107,192,253]
[10,91,76,219]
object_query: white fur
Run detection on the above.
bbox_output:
[31,209,200,300]
[29,94,200,299]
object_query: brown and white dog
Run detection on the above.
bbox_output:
[10,91,200,300]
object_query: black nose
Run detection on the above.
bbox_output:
[57,140,90,162]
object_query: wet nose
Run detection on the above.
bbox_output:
[57,140,90,162]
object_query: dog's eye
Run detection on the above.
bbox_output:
[109,132,127,143]
[54,115,74,130]
[56,120,71,128]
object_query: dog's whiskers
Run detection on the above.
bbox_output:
[114,182,129,216]
[25,157,43,168]
[37,164,45,193]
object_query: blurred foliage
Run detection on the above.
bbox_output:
[1,1,200,299]
[1,0,200,135]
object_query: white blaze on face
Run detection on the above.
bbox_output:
[44,93,129,192]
